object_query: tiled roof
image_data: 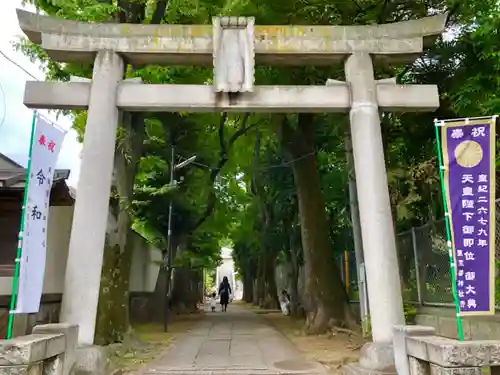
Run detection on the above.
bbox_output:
[0,167,70,189]
[0,153,23,169]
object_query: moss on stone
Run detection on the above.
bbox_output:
[94,228,133,345]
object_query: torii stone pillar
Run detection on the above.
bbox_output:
[347,54,406,342]
[61,51,123,345]
[17,10,446,352]
[345,54,404,372]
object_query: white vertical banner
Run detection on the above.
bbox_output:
[15,115,66,313]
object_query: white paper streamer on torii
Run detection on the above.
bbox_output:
[15,115,66,314]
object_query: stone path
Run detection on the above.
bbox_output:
[142,304,327,375]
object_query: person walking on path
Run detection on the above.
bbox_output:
[218,276,232,312]
[209,292,217,312]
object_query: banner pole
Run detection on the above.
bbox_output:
[6,111,37,339]
[433,120,464,341]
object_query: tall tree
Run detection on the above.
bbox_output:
[20,0,490,339]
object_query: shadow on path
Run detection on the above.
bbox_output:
[141,304,327,375]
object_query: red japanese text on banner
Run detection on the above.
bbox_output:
[15,116,66,313]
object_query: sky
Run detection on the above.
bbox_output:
[0,1,81,188]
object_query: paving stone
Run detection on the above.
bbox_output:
[141,304,327,375]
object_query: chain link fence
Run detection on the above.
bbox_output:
[400,198,500,307]
[397,219,454,305]
[340,198,500,307]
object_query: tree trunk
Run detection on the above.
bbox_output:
[256,254,266,307]
[189,268,203,304]
[243,273,254,303]
[263,253,279,309]
[252,278,259,305]
[170,242,198,313]
[278,114,356,333]
[95,218,133,344]
[147,265,168,323]
[95,113,144,344]
[171,268,192,313]
[139,235,180,324]
[287,241,301,317]
[196,269,203,302]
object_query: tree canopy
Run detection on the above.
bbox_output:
[17,0,500,341]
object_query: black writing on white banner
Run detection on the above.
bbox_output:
[16,116,65,313]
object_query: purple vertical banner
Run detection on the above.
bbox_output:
[441,118,496,315]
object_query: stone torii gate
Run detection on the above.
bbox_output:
[17,9,445,368]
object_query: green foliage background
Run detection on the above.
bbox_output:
[14,0,500,339]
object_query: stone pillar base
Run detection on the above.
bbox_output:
[342,342,396,375]
[71,345,108,375]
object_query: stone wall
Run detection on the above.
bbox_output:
[0,206,73,296]
[388,325,500,375]
[129,292,156,324]
[416,306,500,340]
[0,323,79,375]
[0,294,61,338]
[128,232,162,294]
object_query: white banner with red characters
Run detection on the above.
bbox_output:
[15,115,66,313]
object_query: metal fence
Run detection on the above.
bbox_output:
[397,218,452,305]
[398,197,500,306]
[340,198,500,307]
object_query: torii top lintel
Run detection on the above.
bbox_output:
[17,9,446,67]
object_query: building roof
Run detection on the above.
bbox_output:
[0,152,73,205]
[0,154,23,169]
[0,167,70,189]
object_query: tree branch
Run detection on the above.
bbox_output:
[117,0,127,23]
[276,115,295,149]
[250,129,261,196]
[350,0,363,11]
[218,113,228,161]
[297,113,315,144]
[190,113,256,231]
[151,0,169,24]
[445,1,461,26]
[117,0,146,24]
[377,0,390,24]
[229,113,251,145]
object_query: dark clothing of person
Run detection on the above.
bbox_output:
[219,281,232,307]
